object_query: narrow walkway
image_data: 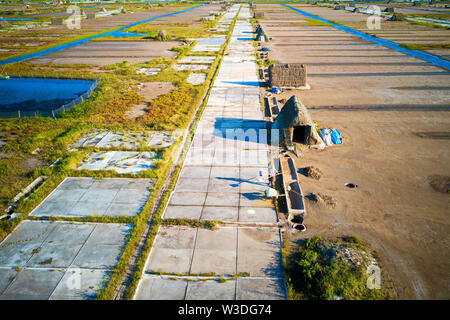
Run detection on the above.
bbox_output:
[133,4,287,300]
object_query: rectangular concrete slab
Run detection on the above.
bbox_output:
[237,228,283,277]
[169,192,207,206]
[164,205,203,220]
[187,73,208,85]
[31,177,154,218]
[0,269,18,295]
[190,227,237,276]
[0,269,65,300]
[185,279,236,300]
[204,192,239,207]
[78,151,157,174]
[145,226,197,275]
[236,278,286,300]
[49,268,107,300]
[180,166,211,179]
[0,221,131,300]
[201,206,238,222]
[239,207,278,224]
[134,275,187,300]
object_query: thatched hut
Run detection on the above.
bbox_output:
[269,63,307,88]
[272,96,323,148]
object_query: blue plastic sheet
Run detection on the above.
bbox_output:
[270,87,281,93]
[330,129,342,144]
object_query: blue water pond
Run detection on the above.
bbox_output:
[0,77,96,117]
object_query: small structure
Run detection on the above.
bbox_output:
[334,5,345,10]
[268,63,307,88]
[272,96,323,148]
[158,30,168,40]
[51,17,64,25]
[255,24,268,42]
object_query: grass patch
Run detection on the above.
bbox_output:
[399,43,450,51]
[283,236,392,300]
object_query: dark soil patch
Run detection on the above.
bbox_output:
[428,175,450,193]
[305,192,337,208]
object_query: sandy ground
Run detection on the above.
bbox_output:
[287,4,450,57]
[126,82,174,119]
[286,110,450,299]
[256,3,450,300]
[258,4,450,107]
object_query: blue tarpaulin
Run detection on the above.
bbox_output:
[330,128,342,144]
[270,87,281,94]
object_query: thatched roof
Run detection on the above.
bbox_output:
[273,95,314,129]
[272,95,323,147]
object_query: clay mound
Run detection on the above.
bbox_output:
[429,175,450,193]
[302,166,323,180]
[306,192,337,208]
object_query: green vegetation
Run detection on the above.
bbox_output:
[399,43,450,50]
[283,236,392,300]
[161,218,219,230]
[303,18,330,26]
[408,19,450,29]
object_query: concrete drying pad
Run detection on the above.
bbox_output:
[179,56,216,64]
[134,275,286,300]
[187,73,207,85]
[173,64,211,71]
[136,68,161,76]
[78,151,157,174]
[30,177,153,218]
[73,130,178,149]
[165,165,275,222]
[144,225,282,277]
[191,37,226,53]
[0,220,130,300]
